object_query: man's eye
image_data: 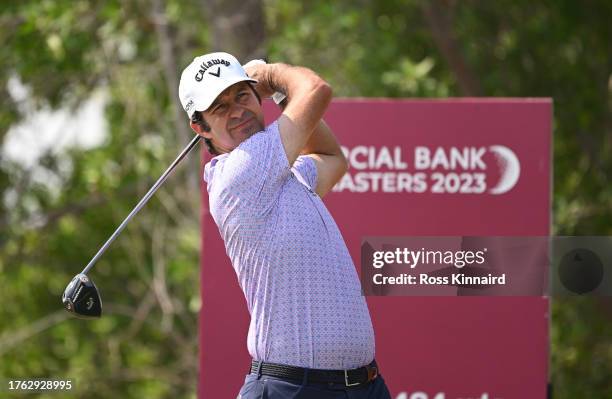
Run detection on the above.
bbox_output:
[214,104,226,114]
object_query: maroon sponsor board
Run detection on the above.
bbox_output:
[200,99,551,399]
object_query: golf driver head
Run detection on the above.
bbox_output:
[62,273,102,318]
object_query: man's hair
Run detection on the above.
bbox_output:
[191,83,262,155]
[190,112,217,155]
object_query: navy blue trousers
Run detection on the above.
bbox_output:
[237,367,392,399]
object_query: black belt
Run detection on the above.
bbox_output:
[250,359,379,387]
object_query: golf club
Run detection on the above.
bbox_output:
[62,134,202,318]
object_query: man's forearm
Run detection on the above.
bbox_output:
[256,63,325,102]
[300,120,343,157]
[276,98,341,157]
[273,78,347,195]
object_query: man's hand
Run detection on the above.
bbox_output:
[243,60,276,99]
[244,60,287,104]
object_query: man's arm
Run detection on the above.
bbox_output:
[271,95,346,198]
[245,63,332,166]
[300,120,348,197]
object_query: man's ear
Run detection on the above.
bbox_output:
[190,121,212,139]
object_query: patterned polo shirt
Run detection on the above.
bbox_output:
[203,120,375,369]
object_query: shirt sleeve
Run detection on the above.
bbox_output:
[214,120,290,212]
[292,155,318,191]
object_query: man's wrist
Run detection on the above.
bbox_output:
[265,63,288,99]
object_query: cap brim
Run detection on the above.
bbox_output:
[190,76,258,116]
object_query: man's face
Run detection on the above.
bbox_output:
[194,82,264,153]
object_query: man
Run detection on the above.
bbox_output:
[179,52,391,399]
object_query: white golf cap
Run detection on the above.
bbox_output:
[178,52,257,118]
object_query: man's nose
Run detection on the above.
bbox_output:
[228,102,245,119]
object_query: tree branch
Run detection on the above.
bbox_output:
[203,0,267,60]
[150,0,200,194]
[422,1,483,96]
[0,311,70,356]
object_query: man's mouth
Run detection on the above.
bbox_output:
[230,118,253,131]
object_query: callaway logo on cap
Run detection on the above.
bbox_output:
[178,52,257,118]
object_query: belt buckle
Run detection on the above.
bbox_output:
[344,369,360,387]
[368,366,378,381]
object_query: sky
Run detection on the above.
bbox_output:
[2,75,108,169]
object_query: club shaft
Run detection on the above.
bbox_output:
[81,135,202,275]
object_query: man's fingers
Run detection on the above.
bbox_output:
[243,60,286,104]
[243,59,266,69]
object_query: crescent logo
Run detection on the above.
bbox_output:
[488,145,520,194]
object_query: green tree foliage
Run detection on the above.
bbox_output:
[1,1,207,398]
[1,0,610,398]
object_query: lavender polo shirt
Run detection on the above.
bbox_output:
[203,120,375,369]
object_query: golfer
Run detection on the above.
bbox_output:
[179,52,391,399]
